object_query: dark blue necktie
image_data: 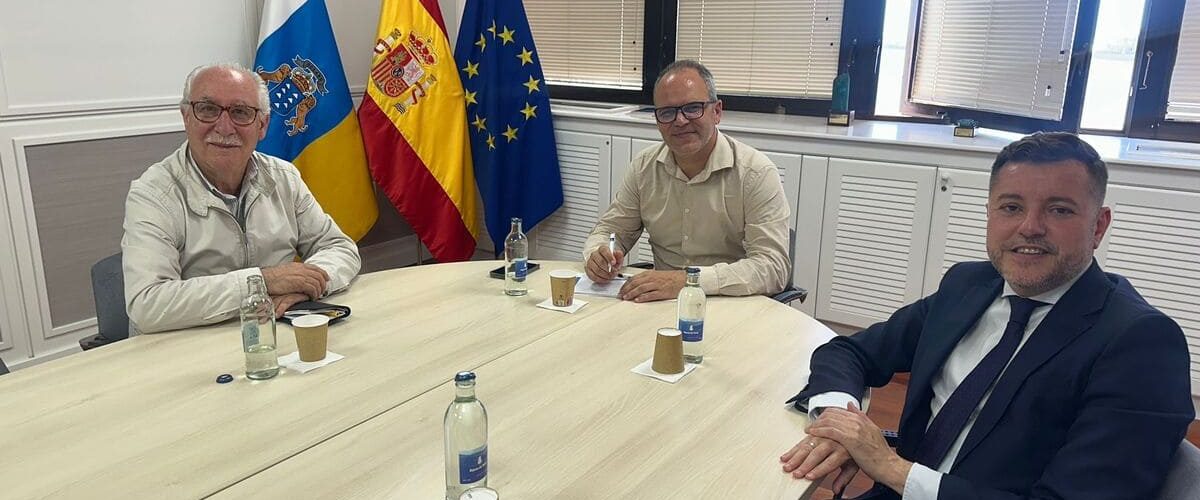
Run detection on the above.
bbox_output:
[913,295,1047,468]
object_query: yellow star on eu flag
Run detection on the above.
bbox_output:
[486,133,496,150]
[517,47,534,66]
[475,34,487,51]
[523,75,541,94]
[464,90,478,105]
[487,20,497,38]
[503,125,519,142]
[462,60,479,78]
[498,26,516,45]
[521,102,537,120]
[472,114,487,132]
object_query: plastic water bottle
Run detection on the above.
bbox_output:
[504,217,528,296]
[445,371,488,499]
[240,275,279,380]
[677,267,706,364]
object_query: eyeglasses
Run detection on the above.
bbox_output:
[187,101,261,126]
[653,100,716,124]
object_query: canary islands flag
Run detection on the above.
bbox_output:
[359,0,479,262]
[254,0,378,240]
[455,0,564,254]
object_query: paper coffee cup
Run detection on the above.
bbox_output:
[652,327,684,374]
[292,314,330,362]
[549,270,578,307]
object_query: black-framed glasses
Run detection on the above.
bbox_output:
[653,100,716,124]
[187,101,261,126]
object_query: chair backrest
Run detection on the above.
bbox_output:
[1158,440,1200,500]
[91,253,129,341]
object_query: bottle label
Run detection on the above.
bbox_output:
[241,323,259,351]
[512,259,527,279]
[679,319,703,342]
[458,445,488,484]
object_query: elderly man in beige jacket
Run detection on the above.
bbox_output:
[121,63,360,334]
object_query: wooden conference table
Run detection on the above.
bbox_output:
[0,261,835,499]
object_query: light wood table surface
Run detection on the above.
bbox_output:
[0,261,624,499]
[212,264,835,499]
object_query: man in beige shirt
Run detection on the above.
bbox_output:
[583,60,790,302]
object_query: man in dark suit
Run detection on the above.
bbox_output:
[780,132,1194,499]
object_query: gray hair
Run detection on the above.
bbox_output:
[180,63,270,113]
[654,60,718,101]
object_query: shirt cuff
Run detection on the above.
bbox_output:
[696,265,720,295]
[903,462,942,500]
[805,392,860,420]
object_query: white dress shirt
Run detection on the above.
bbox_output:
[809,269,1085,499]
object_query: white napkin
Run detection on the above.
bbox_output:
[630,357,698,383]
[278,351,345,374]
[535,298,588,313]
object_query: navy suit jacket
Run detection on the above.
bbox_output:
[790,260,1194,499]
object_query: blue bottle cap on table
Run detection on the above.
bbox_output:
[455,371,476,382]
[216,374,234,384]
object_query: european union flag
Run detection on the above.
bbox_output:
[454,0,564,253]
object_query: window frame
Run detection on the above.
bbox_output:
[543,0,885,117]
[1127,0,1199,142]
[538,0,1200,145]
[899,0,1102,134]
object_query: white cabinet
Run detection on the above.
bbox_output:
[815,158,936,328]
[922,169,991,295]
[1096,185,1200,395]
[531,130,613,261]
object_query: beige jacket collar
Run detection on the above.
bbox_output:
[174,141,277,217]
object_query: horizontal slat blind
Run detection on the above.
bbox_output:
[1167,0,1200,121]
[911,0,1080,120]
[676,0,843,98]
[524,0,644,90]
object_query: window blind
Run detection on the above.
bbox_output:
[910,0,1080,120]
[675,0,843,99]
[1167,0,1200,121]
[524,0,644,90]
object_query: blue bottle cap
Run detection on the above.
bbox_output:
[455,371,476,382]
[216,373,234,384]
[685,266,700,274]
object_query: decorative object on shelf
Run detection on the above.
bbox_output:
[954,119,979,138]
[828,71,854,126]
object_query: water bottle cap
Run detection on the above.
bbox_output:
[685,266,700,274]
[455,371,476,382]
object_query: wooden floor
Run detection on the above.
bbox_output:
[807,375,1200,500]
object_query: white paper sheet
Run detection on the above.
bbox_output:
[575,274,625,297]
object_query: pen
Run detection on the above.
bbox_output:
[608,233,616,273]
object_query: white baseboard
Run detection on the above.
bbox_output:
[6,342,81,371]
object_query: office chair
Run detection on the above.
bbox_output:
[0,357,9,375]
[80,253,129,350]
[628,229,808,304]
[1158,440,1200,500]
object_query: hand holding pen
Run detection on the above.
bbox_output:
[585,232,626,284]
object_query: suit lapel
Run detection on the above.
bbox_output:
[952,262,1111,467]
[898,272,1003,458]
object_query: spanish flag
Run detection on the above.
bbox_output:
[360,0,479,262]
[254,0,378,240]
